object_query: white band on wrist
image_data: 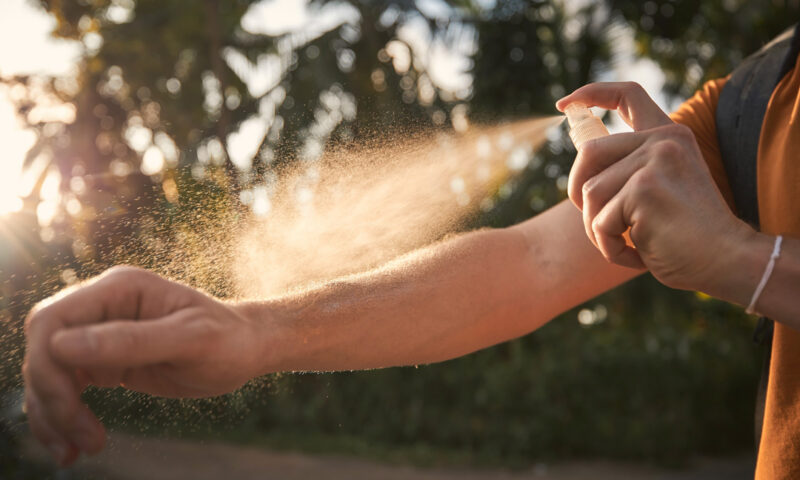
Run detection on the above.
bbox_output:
[746,235,783,316]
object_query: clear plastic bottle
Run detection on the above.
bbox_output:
[564,103,609,149]
[565,103,635,246]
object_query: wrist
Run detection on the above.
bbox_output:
[699,222,774,307]
[231,299,297,377]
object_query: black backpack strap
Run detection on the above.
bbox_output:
[716,24,798,228]
[715,22,800,453]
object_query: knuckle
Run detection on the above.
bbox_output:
[668,123,694,140]
[582,177,598,195]
[101,265,155,308]
[624,81,645,95]
[579,138,601,160]
[650,139,683,159]
[632,167,652,184]
[24,304,53,336]
[184,311,222,350]
[193,313,222,339]
[590,215,606,235]
[629,170,652,196]
[581,178,600,205]
[653,123,692,144]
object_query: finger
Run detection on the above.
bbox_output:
[50,310,195,369]
[25,318,107,458]
[591,185,647,270]
[26,266,163,332]
[568,131,649,209]
[581,151,648,246]
[24,330,84,448]
[68,404,107,456]
[21,267,145,456]
[556,82,672,131]
[25,357,105,458]
[21,267,172,464]
[24,390,78,466]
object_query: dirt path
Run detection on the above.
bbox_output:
[21,433,754,480]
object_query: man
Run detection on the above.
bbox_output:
[23,51,800,477]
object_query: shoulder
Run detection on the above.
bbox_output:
[670,78,736,210]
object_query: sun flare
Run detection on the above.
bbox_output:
[0,97,35,217]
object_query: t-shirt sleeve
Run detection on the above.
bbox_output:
[669,78,736,211]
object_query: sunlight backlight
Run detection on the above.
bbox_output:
[0,0,80,216]
[0,94,34,215]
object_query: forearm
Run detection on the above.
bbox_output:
[707,228,800,326]
[237,228,541,373]
[235,201,639,374]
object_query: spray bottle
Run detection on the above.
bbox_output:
[564,103,609,149]
[564,102,637,249]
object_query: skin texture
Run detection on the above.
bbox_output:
[22,82,800,466]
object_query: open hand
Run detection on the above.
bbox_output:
[556,82,755,292]
[23,266,265,466]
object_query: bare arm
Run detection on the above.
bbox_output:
[23,200,638,465]
[242,200,640,373]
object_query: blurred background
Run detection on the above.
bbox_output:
[1,0,798,478]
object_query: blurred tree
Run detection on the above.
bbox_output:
[5,0,797,281]
[468,0,612,226]
[605,0,800,98]
[3,0,480,271]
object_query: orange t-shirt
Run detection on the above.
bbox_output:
[671,56,800,478]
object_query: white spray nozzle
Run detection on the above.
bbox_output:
[564,103,609,149]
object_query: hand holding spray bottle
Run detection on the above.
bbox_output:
[562,102,637,251]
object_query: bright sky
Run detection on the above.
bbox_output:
[0,0,80,214]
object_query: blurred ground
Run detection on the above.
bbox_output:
[21,433,754,480]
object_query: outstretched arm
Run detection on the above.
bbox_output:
[23,200,640,466]
[239,200,640,373]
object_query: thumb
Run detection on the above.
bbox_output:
[50,312,191,368]
[556,82,672,131]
